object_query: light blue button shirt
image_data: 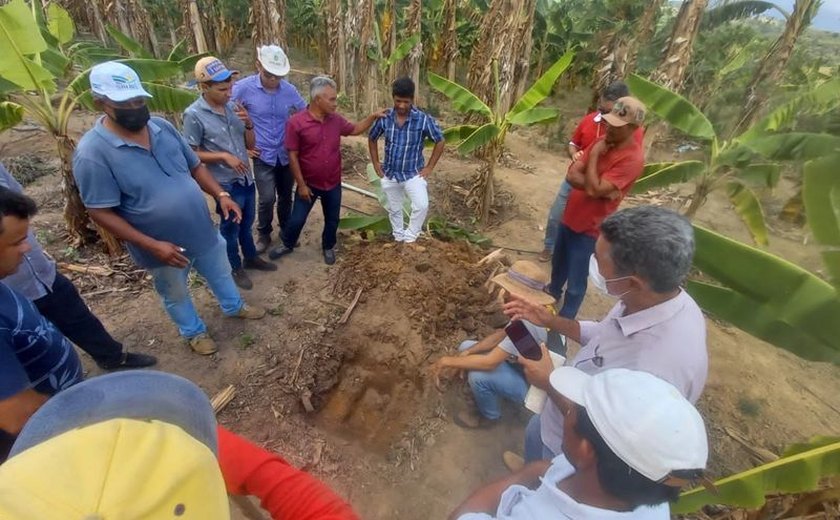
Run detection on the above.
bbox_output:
[183,95,253,186]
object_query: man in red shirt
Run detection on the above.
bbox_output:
[547,96,646,319]
[539,82,643,262]
[269,77,385,265]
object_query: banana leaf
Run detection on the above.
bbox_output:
[739,78,840,141]
[736,163,781,188]
[627,74,715,140]
[674,440,840,513]
[142,83,197,113]
[338,214,391,234]
[0,0,54,92]
[428,72,493,119]
[507,51,573,117]
[0,101,24,131]
[726,181,768,246]
[68,59,185,95]
[46,3,74,45]
[506,107,558,126]
[457,123,500,155]
[630,160,705,194]
[690,225,840,363]
[803,155,840,288]
[783,437,840,457]
[105,24,153,59]
[741,132,840,162]
[384,34,420,69]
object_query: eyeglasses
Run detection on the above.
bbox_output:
[261,70,281,81]
[574,344,604,368]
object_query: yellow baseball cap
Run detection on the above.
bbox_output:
[0,371,229,519]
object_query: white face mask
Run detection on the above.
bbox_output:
[589,255,633,298]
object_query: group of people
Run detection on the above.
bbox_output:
[0,39,715,518]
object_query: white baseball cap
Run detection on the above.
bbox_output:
[89,61,152,102]
[257,45,290,77]
[550,367,708,483]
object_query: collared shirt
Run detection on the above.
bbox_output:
[73,116,220,269]
[569,111,644,151]
[0,165,56,300]
[540,290,708,454]
[368,106,444,182]
[285,109,355,191]
[183,95,253,186]
[457,455,669,520]
[0,284,82,399]
[563,138,644,237]
[231,74,306,167]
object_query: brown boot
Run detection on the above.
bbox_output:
[233,303,266,320]
[188,334,218,355]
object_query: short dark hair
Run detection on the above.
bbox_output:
[574,405,680,507]
[392,77,415,98]
[601,81,630,102]
[0,186,37,234]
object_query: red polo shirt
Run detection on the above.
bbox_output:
[564,138,644,237]
[285,109,355,191]
[570,111,644,150]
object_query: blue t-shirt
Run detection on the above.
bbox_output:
[72,116,220,269]
[0,285,82,399]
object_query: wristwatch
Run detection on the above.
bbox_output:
[217,191,231,199]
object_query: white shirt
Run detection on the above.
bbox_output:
[457,455,669,520]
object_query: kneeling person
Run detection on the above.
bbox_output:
[432,261,554,428]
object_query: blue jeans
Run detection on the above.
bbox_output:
[149,234,244,338]
[543,180,572,251]
[282,184,341,250]
[548,223,596,319]
[525,413,557,463]
[217,182,257,270]
[459,340,528,420]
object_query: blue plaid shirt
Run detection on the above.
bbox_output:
[368,107,444,182]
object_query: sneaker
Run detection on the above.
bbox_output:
[538,249,552,262]
[323,248,336,265]
[502,451,525,472]
[234,303,266,320]
[188,334,218,355]
[454,409,494,429]
[243,256,277,271]
[96,352,158,370]
[255,234,271,254]
[268,244,293,260]
[232,268,253,290]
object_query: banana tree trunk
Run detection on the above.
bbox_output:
[185,0,208,53]
[650,0,708,92]
[55,135,122,256]
[406,0,423,105]
[250,0,287,48]
[734,0,820,135]
[324,0,347,92]
[590,29,631,110]
[442,0,458,81]
[626,0,665,76]
[684,180,711,219]
[469,142,503,225]
[467,0,523,113]
[512,0,537,104]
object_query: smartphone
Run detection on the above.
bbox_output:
[505,320,542,361]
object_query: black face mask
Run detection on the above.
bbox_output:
[110,104,150,132]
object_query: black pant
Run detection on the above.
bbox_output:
[254,158,295,237]
[282,184,342,250]
[34,272,123,365]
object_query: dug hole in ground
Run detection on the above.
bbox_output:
[2,106,839,520]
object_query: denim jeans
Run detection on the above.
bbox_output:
[459,340,529,421]
[253,158,294,237]
[34,272,123,365]
[524,413,557,463]
[548,223,596,319]
[543,180,572,251]
[149,234,244,338]
[216,182,258,270]
[282,184,342,251]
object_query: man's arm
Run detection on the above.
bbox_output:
[87,208,189,268]
[447,461,551,520]
[0,388,48,435]
[568,143,581,160]
[438,346,509,372]
[350,110,387,135]
[583,140,620,198]
[565,159,586,189]
[190,163,242,222]
[368,138,384,178]
[192,149,249,175]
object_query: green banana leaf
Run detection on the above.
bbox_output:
[443,124,480,144]
[506,107,558,126]
[690,225,840,363]
[741,132,840,162]
[178,53,211,74]
[105,24,153,59]
[0,101,24,131]
[428,72,493,119]
[626,74,715,141]
[142,83,197,113]
[507,51,573,117]
[69,59,185,95]
[384,34,420,69]
[365,163,390,210]
[739,78,840,141]
[457,123,500,155]
[338,214,391,234]
[803,155,840,288]
[46,3,74,45]
[737,163,781,188]
[630,161,705,194]
[0,0,54,92]
[674,440,840,513]
[783,436,840,457]
[726,181,768,246]
[167,38,189,63]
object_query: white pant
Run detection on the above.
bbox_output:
[381,176,429,242]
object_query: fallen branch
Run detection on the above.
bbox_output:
[301,390,315,413]
[81,287,132,298]
[58,262,113,276]
[477,248,504,266]
[290,346,308,386]
[338,288,363,325]
[724,426,778,464]
[211,385,236,414]
[484,264,503,292]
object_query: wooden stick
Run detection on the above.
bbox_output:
[230,495,267,520]
[291,346,307,386]
[477,248,504,266]
[338,288,363,324]
[57,262,113,276]
[211,385,236,414]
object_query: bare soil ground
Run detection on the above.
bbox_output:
[2,73,839,519]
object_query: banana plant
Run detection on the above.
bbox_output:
[674,437,840,514]
[428,51,574,224]
[627,73,840,246]
[0,0,198,255]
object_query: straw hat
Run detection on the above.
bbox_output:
[491,260,555,306]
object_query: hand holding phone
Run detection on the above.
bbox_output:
[505,320,542,361]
